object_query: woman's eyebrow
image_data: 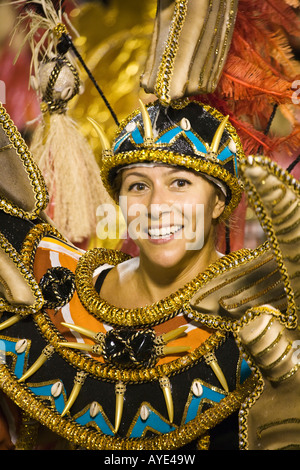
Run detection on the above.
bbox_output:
[122,167,191,181]
[166,168,193,176]
[122,171,149,181]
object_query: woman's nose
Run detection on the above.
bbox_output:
[147,185,173,220]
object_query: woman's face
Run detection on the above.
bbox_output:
[119,165,225,270]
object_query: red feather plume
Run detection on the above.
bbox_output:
[196,0,300,165]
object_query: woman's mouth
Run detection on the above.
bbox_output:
[148,225,183,240]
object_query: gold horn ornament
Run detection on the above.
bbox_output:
[60,321,97,340]
[87,117,112,158]
[154,326,190,357]
[138,99,154,146]
[163,345,190,355]
[114,381,126,434]
[0,314,22,332]
[18,345,54,382]
[57,341,103,355]
[210,115,229,154]
[161,325,187,343]
[159,376,174,423]
[204,352,229,392]
[61,371,87,417]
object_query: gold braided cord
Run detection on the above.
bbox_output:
[20,223,66,272]
[0,362,257,450]
[209,0,237,91]
[154,0,188,105]
[0,104,48,219]
[75,245,267,329]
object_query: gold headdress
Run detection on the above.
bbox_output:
[90,99,244,220]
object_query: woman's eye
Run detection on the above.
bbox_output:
[172,178,191,188]
[128,182,147,191]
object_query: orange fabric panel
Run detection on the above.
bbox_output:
[33,237,212,366]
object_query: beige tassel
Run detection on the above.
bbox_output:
[30,112,111,243]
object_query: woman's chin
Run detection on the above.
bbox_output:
[139,242,195,271]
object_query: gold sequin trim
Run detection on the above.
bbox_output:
[101,148,242,220]
[52,22,68,39]
[154,0,188,105]
[75,246,257,329]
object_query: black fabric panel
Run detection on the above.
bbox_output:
[0,210,37,252]
[94,267,113,294]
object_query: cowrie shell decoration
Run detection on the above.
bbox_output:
[192,381,203,397]
[90,401,100,418]
[179,118,191,131]
[15,339,28,354]
[51,381,63,398]
[140,404,150,421]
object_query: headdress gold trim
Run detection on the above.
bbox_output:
[90,101,244,218]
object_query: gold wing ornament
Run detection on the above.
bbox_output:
[236,155,300,450]
[189,154,300,449]
[0,103,47,328]
[141,0,238,104]
[0,104,48,221]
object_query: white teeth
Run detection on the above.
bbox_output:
[148,225,182,238]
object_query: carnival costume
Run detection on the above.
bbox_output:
[0,0,300,451]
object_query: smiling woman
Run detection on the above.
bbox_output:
[100,164,226,308]
[93,100,240,307]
